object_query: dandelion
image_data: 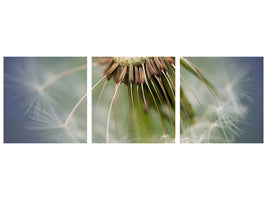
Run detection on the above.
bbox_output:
[92,57,175,143]
[180,57,258,143]
[4,57,87,143]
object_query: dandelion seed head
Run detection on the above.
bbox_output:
[92,57,175,143]
[113,57,147,66]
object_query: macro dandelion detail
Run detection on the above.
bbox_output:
[92,57,175,143]
[4,57,87,143]
[180,57,263,143]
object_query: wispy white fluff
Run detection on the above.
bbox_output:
[6,58,87,143]
[181,58,252,143]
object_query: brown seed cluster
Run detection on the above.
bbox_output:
[93,56,175,142]
[102,57,175,85]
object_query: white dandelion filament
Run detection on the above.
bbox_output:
[38,65,87,92]
[63,92,87,128]
[150,78,175,133]
[162,70,175,99]
[125,86,131,138]
[141,83,148,112]
[130,83,141,139]
[180,57,219,108]
[142,64,166,136]
[180,74,213,124]
[92,75,106,90]
[136,85,146,129]
[166,71,175,90]
[92,80,108,125]
[106,83,120,143]
[105,65,127,143]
